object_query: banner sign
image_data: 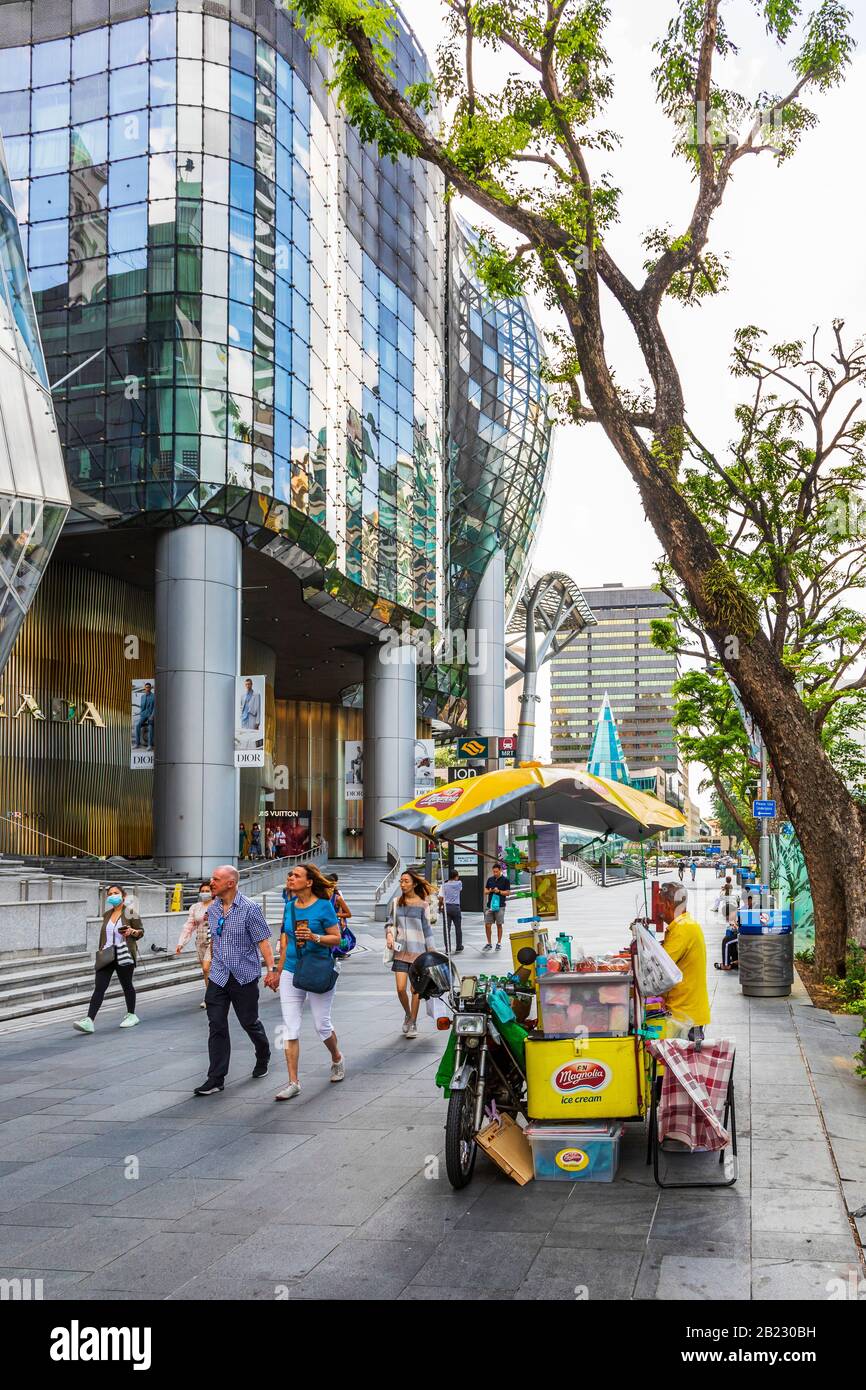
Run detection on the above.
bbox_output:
[235,675,265,767]
[753,800,777,819]
[533,822,561,872]
[130,678,155,769]
[345,740,363,801]
[414,738,435,795]
[265,810,311,857]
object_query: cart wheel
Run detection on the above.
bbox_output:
[445,1085,478,1189]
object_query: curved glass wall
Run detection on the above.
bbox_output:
[0,1,444,629]
[447,217,552,630]
[0,132,68,674]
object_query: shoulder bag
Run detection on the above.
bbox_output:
[290,901,339,994]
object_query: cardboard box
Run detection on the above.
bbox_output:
[475,1113,534,1185]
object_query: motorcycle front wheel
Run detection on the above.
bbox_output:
[445,1083,478,1189]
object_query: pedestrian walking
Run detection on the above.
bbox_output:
[249,822,263,860]
[328,875,352,934]
[265,827,275,860]
[193,865,276,1096]
[74,885,144,1034]
[483,861,511,952]
[439,870,464,953]
[175,881,214,1007]
[238,822,248,860]
[272,863,345,1100]
[677,861,685,882]
[385,870,436,1037]
[689,858,697,882]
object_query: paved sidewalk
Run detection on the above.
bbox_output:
[0,868,862,1300]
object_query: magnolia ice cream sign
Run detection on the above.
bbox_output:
[551,1059,612,1095]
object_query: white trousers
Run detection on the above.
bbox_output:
[279,972,337,1042]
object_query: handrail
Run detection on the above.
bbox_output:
[375,853,403,905]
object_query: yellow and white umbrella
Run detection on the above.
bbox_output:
[380,763,685,842]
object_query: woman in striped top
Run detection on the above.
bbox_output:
[385,870,435,1039]
[74,884,144,1035]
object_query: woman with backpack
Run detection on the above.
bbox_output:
[328,875,355,957]
[271,862,345,1100]
[74,884,144,1034]
[385,869,436,1038]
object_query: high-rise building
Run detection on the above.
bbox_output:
[0,1,551,872]
[0,133,68,672]
[550,582,680,775]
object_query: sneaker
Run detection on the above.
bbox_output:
[401,1014,412,1035]
[252,1059,270,1079]
[495,943,502,951]
[199,1000,206,1009]
[405,1020,418,1038]
[330,1056,345,1083]
[193,1080,224,1096]
[482,943,493,953]
[119,1013,140,1028]
[454,945,465,953]
[275,1082,301,1101]
[73,1018,94,1035]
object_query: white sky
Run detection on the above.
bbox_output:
[403,1,866,811]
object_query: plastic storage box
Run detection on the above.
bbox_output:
[525,1122,625,1181]
[537,971,632,1037]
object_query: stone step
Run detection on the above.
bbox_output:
[0,957,205,1023]
[0,954,204,1011]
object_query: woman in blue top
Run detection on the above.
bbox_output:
[272,862,344,1101]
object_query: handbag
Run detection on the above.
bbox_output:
[290,902,338,994]
[489,892,501,913]
[95,946,115,971]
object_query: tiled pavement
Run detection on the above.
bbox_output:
[0,868,863,1301]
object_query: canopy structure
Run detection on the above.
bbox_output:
[381,763,686,844]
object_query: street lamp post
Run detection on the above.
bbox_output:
[759,737,771,903]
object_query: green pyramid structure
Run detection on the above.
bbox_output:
[586,692,630,784]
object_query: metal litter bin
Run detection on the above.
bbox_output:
[738,909,793,997]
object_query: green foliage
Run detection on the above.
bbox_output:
[825,942,866,1013]
[701,560,760,638]
[795,944,815,965]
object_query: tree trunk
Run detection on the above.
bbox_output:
[572,318,866,977]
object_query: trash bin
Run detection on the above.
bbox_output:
[738,909,793,997]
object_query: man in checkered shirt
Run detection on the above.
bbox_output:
[193,865,277,1096]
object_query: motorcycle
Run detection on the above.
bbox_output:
[410,950,535,1190]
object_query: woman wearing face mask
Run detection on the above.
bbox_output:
[74,885,144,1034]
[175,881,214,1007]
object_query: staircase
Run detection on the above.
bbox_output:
[0,947,204,1025]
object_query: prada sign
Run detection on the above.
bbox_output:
[0,692,106,727]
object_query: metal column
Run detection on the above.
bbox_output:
[153,525,241,878]
[363,636,417,862]
[467,549,506,740]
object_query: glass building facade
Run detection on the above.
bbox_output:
[0,131,68,672]
[0,1,551,739]
[447,218,551,632]
[0,0,444,635]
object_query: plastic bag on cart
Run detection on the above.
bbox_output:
[634,922,682,997]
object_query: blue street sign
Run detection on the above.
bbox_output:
[753,800,777,818]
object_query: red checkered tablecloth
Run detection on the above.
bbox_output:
[648,1038,736,1152]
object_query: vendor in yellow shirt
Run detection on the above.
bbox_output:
[657,880,710,1040]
